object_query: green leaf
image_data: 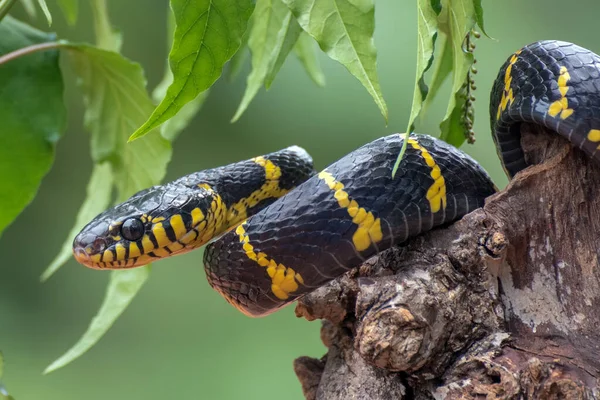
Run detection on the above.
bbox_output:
[283,0,388,122]
[152,6,208,141]
[130,0,254,140]
[405,0,438,133]
[0,351,3,378]
[152,6,177,105]
[294,31,325,87]
[232,0,302,121]
[19,0,36,18]
[57,0,78,25]
[45,44,171,371]
[161,93,208,141]
[41,163,113,281]
[440,100,466,145]
[0,16,66,237]
[226,40,249,83]
[264,6,302,88]
[66,44,172,167]
[438,0,476,146]
[90,0,121,52]
[0,0,18,22]
[392,0,438,177]
[154,69,209,142]
[44,268,150,374]
[420,34,452,118]
[35,0,52,25]
[473,0,490,38]
[114,130,172,201]
[226,17,252,83]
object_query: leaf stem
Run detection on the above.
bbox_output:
[91,0,120,51]
[0,41,64,66]
[0,0,18,23]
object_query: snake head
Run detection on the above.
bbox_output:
[73,183,220,269]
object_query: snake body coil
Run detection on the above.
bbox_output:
[73,40,600,317]
[204,135,495,315]
[491,40,600,176]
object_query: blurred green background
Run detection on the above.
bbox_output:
[1,0,600,399]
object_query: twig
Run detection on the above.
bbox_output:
[0,42,64,66]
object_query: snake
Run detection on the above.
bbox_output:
[72,40,600,317]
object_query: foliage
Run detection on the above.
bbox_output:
[0,16,65,238]
[0,0,487,375]
[393,0,486,175]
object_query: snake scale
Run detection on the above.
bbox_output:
[72,40,600,316]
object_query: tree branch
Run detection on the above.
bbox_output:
[293,124,600,399]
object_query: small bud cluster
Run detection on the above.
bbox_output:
[461,30,480,144]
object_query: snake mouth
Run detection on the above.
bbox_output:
[72,245,156,269]
[73,246,95,268]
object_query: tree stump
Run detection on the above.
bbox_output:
[293,124,600,399]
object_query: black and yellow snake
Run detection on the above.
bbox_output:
[72,40,600,316]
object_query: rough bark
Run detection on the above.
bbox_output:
[293,124,600,399]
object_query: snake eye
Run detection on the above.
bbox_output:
[121,218,144,241]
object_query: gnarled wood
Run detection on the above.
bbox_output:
[293,124,600,399]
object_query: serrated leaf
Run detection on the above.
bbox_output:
[264,8,302,88]
[405,0,438,133]
[154,74,208,142]
[45,43,171,372]
[440,99,465,145]
[294,31,325,87]
[35,0,52,25]
[226,40,249,82]
[473,0,490,38]
[0,16,66,237]
[90,0,121,52]
[232,0,301,121]
[114,119,171,202]
[152,6,177,104]
[57,0,78,25]
[420,34,452,118]
[226,14,252,84]
[66,44,171,167]
[130,0,254,140]
[41,163,113,281]
[44,268,150,374]
[152,7,208,141]
[283,0,388,121]
[67,44,171,209]
[438,0,476,146]
[393,0,438,177]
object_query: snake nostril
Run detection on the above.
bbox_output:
[73,247,90,261]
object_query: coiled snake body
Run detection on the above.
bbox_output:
[73,41,600,316]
